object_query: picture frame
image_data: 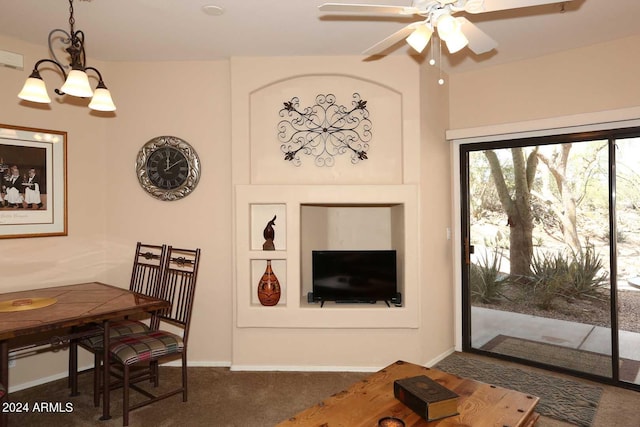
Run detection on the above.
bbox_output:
[0,123,67,239]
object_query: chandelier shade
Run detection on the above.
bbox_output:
[17,72,52,104]
[17,0,116,112]
[60,69,94,98]
[88,82,116,112]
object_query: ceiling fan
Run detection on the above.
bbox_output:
[318,0,572,56]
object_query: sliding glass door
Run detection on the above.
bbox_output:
[613,136,640,386]
[461,130,640,387]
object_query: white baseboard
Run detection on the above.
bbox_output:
[424,347,456,368]
[161,360,231,368]
[10,372,69,393]
[229,350,457,372]
[8,361,232,393]
[11,356,451,392]
[229,364,381,372]
[9,363,94,393]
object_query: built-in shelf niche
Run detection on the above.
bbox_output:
[250,258,287,306]
[300,204,405,303]
[235,184,419,328]
[250,204,287,251]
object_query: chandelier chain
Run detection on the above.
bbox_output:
[68,0,75,33]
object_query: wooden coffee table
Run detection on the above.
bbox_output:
[278,360,540,426]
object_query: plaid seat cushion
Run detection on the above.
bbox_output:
[0,383,5,399]
[80,319,150,350]
[109,330,184,366]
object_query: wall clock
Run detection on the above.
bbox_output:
[136,135,201,201]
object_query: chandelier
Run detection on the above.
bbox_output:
[17,0,116,111]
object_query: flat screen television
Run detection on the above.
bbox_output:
[309,250,400,306]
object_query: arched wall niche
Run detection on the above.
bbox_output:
[249,74,403,185]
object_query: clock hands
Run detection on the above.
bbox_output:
[164,158,186,172]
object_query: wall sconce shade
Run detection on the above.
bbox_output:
[16,0,116,112]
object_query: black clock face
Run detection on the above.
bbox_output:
[145,147,189,190]
[136,136,200,201]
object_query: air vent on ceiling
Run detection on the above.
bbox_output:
[0,50,24,70]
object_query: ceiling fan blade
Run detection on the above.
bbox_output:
[362,24,419,56]
[469,0,572,14]
[318,3,420,15]
[458,17,497,54]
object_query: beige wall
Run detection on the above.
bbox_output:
[6,28,635,390]
[1,37,453,387]
[0,35,233,389]
[101,59,233,368]
[0,35,110,387]
[231,56,438,369]
[448,35,640,129]
[419,65,454,363]
[229,56,455,369]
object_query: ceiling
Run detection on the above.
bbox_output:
[1,0,639,74]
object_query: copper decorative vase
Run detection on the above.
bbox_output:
[258,260,281,306]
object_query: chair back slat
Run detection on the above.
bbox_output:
[129,243,168,298]
[155,246,200,344]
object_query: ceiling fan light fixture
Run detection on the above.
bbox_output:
[435,13,459,40]
[444,30,469,53]
[463,0,485,14]
[405,24,433,53]
[436,14,468,53]
[18,71,52,104]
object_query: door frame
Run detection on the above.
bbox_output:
[448,111,640,390]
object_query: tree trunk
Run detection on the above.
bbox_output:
[485,148,536,277]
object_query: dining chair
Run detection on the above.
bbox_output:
[68,242,168,405]
[107,246,200,427]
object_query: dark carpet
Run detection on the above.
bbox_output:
[435,352,603,427]
[7,366,369,426]
[7,352,637,426]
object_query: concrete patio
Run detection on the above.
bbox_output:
[472,306,640,384]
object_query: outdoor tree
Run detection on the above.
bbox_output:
[482,142,608,277]
[534,142,609,253]
[484,147,538,276]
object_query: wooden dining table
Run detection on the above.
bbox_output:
[0,282,170,426]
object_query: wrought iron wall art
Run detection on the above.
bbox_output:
[278,93,372,167]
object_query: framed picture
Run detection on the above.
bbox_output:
[0,124,67,238]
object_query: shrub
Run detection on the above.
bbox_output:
[528,251,569,309]
[528,246,608,309]
[564,246,609,298]
[470,247,508,304]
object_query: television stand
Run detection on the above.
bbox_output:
[336,299,377,304]
[319,300,390,307]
